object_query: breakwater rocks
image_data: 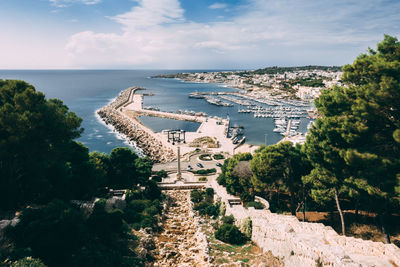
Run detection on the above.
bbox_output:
[153,190,209,266]
[98,107,175,163]
[97,88,175,163]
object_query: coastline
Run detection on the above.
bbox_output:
[97,87,176,163]
[94,109,145,157]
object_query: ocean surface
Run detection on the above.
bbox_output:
[0,70,310,154]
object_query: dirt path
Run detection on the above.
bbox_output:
[153,190,208,266]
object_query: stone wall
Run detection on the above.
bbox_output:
[211,179,400,267]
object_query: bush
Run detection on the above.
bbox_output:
[11,257,47,267]
[219,201,226,216]
[198,177,207,182]
[144,180,161,200]
[213,154,225,160]
[156,170,168,178]
[246,201,264,210]
[221,215,235,225]
[190,190,203,203]
[152,175,162,182]
[240,191,255,202]
[240,217,252,239]
[199,154,212,161]
[129,199,152,212]
[205,188,214,197]
[192,189,220,217]
[215,224,247,245]
[194,168,216,175]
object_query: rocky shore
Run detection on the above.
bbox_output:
[97,88,176,163]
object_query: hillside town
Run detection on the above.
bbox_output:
[157,66,343,101]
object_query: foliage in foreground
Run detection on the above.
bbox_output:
[5,200,142,267]
[304,35,400,239]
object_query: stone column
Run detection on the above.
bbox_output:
[177,146,182,180]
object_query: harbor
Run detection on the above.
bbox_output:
[188,90,314,140]
[97,87,256,162]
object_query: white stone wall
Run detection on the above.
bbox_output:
[210,179,400,267]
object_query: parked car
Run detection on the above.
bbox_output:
[216,162,223,167]
[196,163,204,168]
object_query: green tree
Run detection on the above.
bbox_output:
[305,35,400,240]
[250,142,311,215]
[217,153,253,197]
[0,80,84,210]
[7,200,139,267]
[108,147,140,189]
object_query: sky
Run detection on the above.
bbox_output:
[0,0,399,69]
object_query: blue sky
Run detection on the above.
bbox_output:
[0,0,399,69]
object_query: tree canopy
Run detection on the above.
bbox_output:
[0,80,86,210]
[304,35,400,239]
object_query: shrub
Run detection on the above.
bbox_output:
[246,201,264,210]
[240,217,252,239]
[156,170,168,178]
[217,174,226,185]
[219,201,226,216]
[213,154,225,160]
[152,175,162,182]
[194,168,216,175]
[191,189,219,217]
[11,257,47,267]
[205,188,214,197]
[221,215,235,225]
[215,224,247,245]
[129,199,151,212]
[190,190,203,203]
[198,177,207,182]
[240,191,255,202]
[199,154,212,161]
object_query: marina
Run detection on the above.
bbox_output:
[189,90,314,140]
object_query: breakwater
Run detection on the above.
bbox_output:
[97,87,176,163]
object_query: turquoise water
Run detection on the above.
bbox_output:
[0,70,310,153]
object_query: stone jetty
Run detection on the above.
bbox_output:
[97,87,176,163]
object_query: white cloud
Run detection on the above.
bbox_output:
[49,0,101,8]
[64,0,400,69]
[111,0,184,30]
[209,3,228,9]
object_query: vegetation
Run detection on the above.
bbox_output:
[193,168,216,175]
[214,215,247,245]
[213,153,225,160]
[191,188,220,217]
[214,35,400,244]
[5,200,143,267]
[217,153,253,198]
[291,78,325,87]
[0,80,163,265]
[240,217,252,239]
[304,35,400,240]
[199,154,212,161]
[250,142,311,215]
[189,136,218,148]
[198,177,208,182]
[245,201,264,210]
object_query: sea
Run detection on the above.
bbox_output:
[0,70,311,154]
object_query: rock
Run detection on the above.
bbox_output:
[141,237,156,250]
[137,247,147,258]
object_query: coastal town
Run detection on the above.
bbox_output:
[156,66,343,101]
